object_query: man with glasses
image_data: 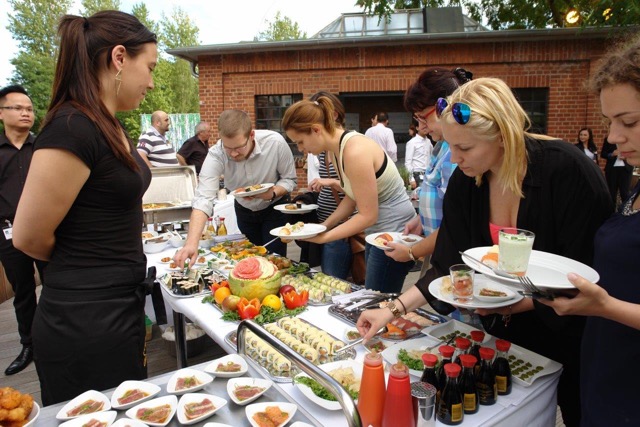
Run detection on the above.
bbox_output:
[0,85,47,375]
[174,110,297,264]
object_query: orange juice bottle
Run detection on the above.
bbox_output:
[357,351,386,427]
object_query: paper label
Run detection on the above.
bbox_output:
[2,227,12,240]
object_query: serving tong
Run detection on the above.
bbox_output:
[334,326,387,354]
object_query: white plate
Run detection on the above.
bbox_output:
[176,393,228,425]
[289,423,315,427]
[59,411,117,427]
[365,232,395,251]
[463,246,599,290]
[23,402,40,427]
[232,183,274,197]
[111,418,149,427]
[226,377,273,405]
[166,368,214,394]
[422,319,492,344]
[204,354,249,378]
[125,395,177,427]
[274,204,319,214]
[294,359,364,411]
[344,329,361,343]
[269,223,327,240]
[381,337,436,377]
[245,402,297,427]
[428,275,522,309]
[474,283,518,302]
[364,232,422,251]
[509,342,563,387]
[56,390,111,420]
[111,380,162,410]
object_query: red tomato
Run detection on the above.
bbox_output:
[237,297,261,320]
[282,289,309,309]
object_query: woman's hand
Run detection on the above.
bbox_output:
[385,241,412,262]
[538,272,610,317]
[309,178,339,192]
[404,215,423,235]
[356,308,393,343]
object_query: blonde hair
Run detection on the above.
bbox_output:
[441,77,554,198]
[282,97,339,136]
[218,110,252,138]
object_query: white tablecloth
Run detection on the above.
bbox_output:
[148,248,561,427]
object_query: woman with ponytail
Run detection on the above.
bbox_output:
[13,10,157,405]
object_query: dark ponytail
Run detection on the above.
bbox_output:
[404,66,473,112]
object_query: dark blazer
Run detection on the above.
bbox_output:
[601,138,633,173]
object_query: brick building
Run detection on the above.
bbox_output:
[168,9,626,188]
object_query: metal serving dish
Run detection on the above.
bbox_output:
[142,166,197,226]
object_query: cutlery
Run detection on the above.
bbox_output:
[335,327,387,354]
[458,251,516,280]
[263,236,280,248]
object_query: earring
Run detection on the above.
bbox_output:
[115,69,122,97]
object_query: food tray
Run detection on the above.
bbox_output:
[158,271,214,299]
[508,342,563,387]
[225,318,356,383]
[422,319,493,344]
[281,272,357,306]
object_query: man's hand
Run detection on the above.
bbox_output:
[173,242,199,268]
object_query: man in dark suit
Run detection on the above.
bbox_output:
[602,137,633,206]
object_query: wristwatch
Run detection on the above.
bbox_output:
[387,301,403,318]
[269,190,277,202]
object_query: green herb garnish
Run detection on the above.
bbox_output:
[254,305,306,324]
[294,376,358,401]
[398,348,425,371]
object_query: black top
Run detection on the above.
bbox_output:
[0,132,35,221]
[416,137,612,365]
[601,138,633,173]
[178,135,209,174]
[34,106,151,273]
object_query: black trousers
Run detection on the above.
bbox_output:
[235,196,290,256]
[0,240,46,346]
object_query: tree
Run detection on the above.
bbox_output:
[254,11,307,41]
[355,0,640,30]
[81,0,121,16]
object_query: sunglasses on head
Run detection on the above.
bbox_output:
[435,97,472,125]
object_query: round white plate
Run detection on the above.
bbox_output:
[166,368,214,394]
[294,359,364,411]
[344,329,361,343]
[232,183,274,197]
[474,283,518,302]
[269,223,327,240]
[176,393,228,425]
[365,232,422,251]
[428,275,522,309]
[226,377,273,406]
[381,338,435,377]
[245,402,297,427]
[274,204,319,214]
[125,395,177,427]
[204,354,249,378]
[23,403,40,427]
[365,232,394,251]
[59,411,117,427]
[111,380,162,410]
[463,246,599,290]
[56,390,111,420]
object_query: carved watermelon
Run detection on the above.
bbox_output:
[228,257,282,301]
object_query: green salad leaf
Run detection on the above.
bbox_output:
[398,348,425,371]
[294,376,358,401]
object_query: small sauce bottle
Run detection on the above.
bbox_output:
[421,353,440,406]
[206,217,216,234]
[453,336,471,366]
[358,352,386,427]
[436,363,464,425]
[217,217,227,236]
[477,347,497,405]
[458,354,479,414]
[382,362,414,427]
[493,339,512,395]
[469,331,485,362]
[436,345,455,392]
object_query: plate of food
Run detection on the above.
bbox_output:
[232,183,274,197]
[463,246,599,290]
[293,359,363,410]
[508,342,563,387]
[166,368,214,394]
[59,411,118,427]
[274,203,319,214]
[125,395,177,427]
[204,354,249,378]
[381,338,436,377]
[111,380,162,410]
[245,402,297,427]
[365,232,395,251]
[111,418,149,427]
[226,377,273,406]
[428,275,522,309]
[56,390,111,420]
[176,393,228,425]
[269,222,327,239]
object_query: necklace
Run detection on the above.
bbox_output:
[621,192,640,216]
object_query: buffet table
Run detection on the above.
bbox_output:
[148,248,561,427]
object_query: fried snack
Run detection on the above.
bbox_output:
[440,276,453,295]
[0,387,34,427]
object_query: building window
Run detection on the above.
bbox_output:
[255,94,303,133]
[512,88,548,134]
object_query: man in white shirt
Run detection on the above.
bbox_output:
[174,110,297,262]
[137,110,185,168]
[405,125,432,188]
[364,112,397,162]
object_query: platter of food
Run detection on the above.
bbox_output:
[125,395,177,427]
[166,368,214,395]
[463,246,599,290]
[245,402,297,427]
[293,359,363,410]
[176,393,228,425]
[274,203,319,214]
[58,411,117,427]
[232,183,274,197]
[226,377,273,406]
[280,272,352,305]
[0,387,38,427]
[365,232,424,251]
[428,275,523,309]
[508,342,563,387]
[110,380,162,410]
[269,222,326,240]
[204,354,249,378]
[381,337,437,377]
[56,390,111,420]
[422,319,492,345]
[111,418,149,427]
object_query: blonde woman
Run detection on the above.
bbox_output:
[358,78,612,426]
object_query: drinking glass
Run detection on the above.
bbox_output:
[498,228,535,276]
[450,264,475,302]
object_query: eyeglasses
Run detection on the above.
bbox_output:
[222,135,250,153]
[0,106,35,114]
[413,107,436,124]
[435,98,471,125]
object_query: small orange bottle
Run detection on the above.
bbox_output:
[357,352,386,427]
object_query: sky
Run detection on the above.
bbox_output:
[0,0,364,86]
